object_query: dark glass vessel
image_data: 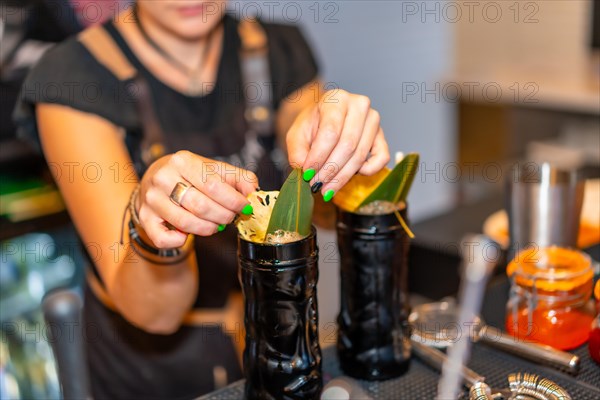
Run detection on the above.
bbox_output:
[336,206,411,380]
[238,228,322,399]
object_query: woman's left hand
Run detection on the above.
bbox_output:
[286,89,390,202]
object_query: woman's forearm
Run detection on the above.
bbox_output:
[103,198,199,334]
[106,243,199,334]
[78,211,200,334]
[36,103,200,334]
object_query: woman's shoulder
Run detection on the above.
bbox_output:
[247,17,319,104]
[261,19,306,38]
[20,26,138,129]
[226,14,316,65]
[25,33,115,100]
[259,18,316,58]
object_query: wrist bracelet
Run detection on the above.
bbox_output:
[128,220,191,265]
[129,184,142,226]
[125,184,192,265]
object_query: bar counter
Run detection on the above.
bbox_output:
[199,195,600,399]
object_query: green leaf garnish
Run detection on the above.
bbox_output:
[266,168,314,238]
[358,153,420,207]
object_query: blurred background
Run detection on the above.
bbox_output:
[1,1,599,398]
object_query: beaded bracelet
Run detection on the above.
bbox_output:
[128,184,142,226]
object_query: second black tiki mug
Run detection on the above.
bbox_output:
[336,205,412,380]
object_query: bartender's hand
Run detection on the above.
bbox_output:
[286,89,390,201]
[138,151,258,248]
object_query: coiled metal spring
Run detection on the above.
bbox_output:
[507,372,571,400]
[469,382,493,400]
[468,372,571,400]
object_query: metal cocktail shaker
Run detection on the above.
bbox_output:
[507,162,585,254]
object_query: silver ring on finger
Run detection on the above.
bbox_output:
[169,182,191,207]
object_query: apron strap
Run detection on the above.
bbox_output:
[78,25,137,81]
[238,18,274,137]
[78,25,166,166]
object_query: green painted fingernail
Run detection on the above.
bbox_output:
[217,224,226,232]
[323,189,335,202]
[241,204,253,215]
[303,168,316,182]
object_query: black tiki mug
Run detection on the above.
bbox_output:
[238,228,322,399]
[336,205,412,380]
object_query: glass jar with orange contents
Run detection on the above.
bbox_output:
[505,246,595,350]
[589,281,600,364]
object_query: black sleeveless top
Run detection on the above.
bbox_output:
[15,15,318,399]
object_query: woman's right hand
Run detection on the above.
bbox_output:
[138,150,259,249]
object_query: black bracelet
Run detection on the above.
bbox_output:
[128,220,182,257]
[128,220,191,265]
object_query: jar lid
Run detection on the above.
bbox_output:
[506,246,593,292]
[409,301,482,348]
